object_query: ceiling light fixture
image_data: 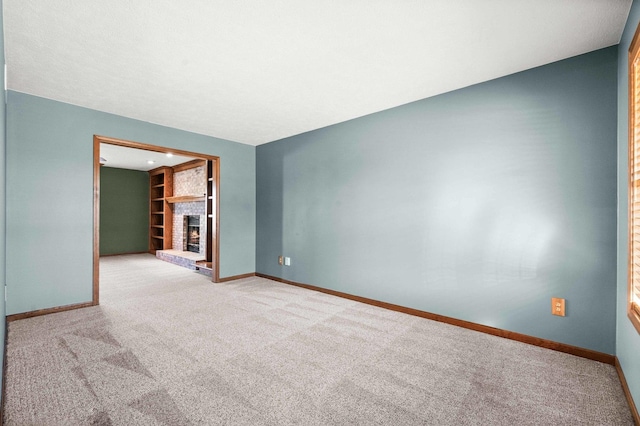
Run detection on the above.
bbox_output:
[166,153,173,158]
[147,160,155,165]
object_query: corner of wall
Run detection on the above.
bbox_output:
[0,0,8,410]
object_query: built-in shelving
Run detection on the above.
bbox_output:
[149,166,173,252]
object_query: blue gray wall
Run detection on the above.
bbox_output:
[617,0,640,411]
[257,47,618,354]
[0,0,6,401]
[6,92,255,315]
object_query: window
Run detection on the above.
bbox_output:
[628,23,640,334]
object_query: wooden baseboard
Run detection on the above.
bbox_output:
[216,272,256,283]
[6,301,96,322]
[616,357,640,425]
[256,273,616,365]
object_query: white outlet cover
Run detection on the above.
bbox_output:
[284,257,291,266]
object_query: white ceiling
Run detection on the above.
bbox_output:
[100,143,198,172]
[4,0,632,146]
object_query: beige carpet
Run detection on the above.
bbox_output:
[3,254,634,425]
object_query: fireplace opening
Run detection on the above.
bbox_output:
[183,215,200,253]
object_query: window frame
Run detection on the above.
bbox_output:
[627,21,640,334]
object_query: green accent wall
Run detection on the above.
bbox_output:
[100,167,149,255]
[617,0,640,412]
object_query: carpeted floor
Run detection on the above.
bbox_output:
[3,254,634,425]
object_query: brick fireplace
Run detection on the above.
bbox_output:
[172,165,207,255]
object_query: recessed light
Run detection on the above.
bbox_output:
[147,160,155,165]
[166,153,173,158]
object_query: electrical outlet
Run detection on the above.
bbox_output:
[278,256,283,265]
[551,298,565,316]
[284,257,291,266]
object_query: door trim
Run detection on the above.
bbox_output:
[94,135,221,305]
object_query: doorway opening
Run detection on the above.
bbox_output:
[93,135,220,305]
